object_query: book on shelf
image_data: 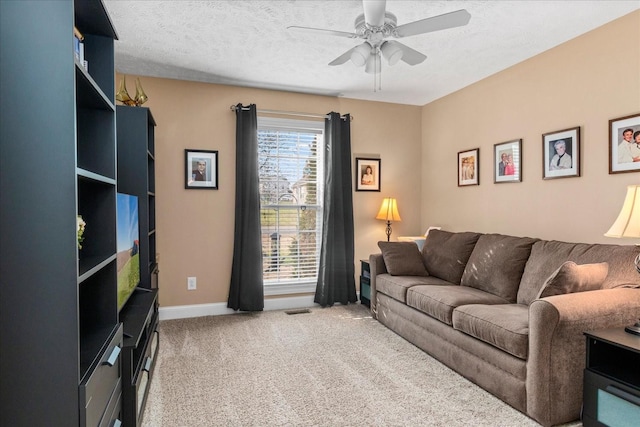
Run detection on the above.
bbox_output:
[74,37,81,61]
[73,26,85,63]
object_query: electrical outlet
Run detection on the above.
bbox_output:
[187,276,197,290]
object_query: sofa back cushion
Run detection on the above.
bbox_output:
[421,230,482,284]
[517,240,640,305]
[460,234,538,303]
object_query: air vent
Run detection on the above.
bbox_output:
[285,308,311,315]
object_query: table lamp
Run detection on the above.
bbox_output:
[604,184,640,336]
[376,197,401,242]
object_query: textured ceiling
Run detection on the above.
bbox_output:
[103,0,640,106]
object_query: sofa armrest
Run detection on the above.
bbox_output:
[526,287,640,426]
[368,253,387,318]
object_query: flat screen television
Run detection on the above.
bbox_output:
[116,192,140,311]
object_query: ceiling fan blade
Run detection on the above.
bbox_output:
[394,9,471,38]
[362,0,387,27]
[328,47,357,66]
[395,42,427,65]
[287,26,357,39]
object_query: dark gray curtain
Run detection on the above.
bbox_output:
[228,104,264,311]
[315,112,357,307]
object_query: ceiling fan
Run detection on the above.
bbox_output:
[288,0,471,85]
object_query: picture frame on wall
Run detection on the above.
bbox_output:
[458,148,479,187]
[609,112,640,174]
[355,157,381,191]
[185,149,218,189]
[494,139,522,184]
[542,127,580,180]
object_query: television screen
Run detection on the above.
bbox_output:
[116,192,140,311]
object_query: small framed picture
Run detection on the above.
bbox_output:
[458,148,479,186]
[355,157,381,191]
[494,139,522,183]
[542,127,580,180]
[609,112,640,174]
[185,149,218,189]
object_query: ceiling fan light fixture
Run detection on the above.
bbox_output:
[380,41,403,66]
[365,52,381,74]
[350,42,372,67]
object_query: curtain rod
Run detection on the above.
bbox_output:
[229,105,353,121]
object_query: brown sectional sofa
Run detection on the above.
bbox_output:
[369,230,640,426]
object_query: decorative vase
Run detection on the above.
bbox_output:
[116,76,136,106]
[134,78,148,106]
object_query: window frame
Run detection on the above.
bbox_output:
[257,116,325,295]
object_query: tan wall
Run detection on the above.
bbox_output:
[421,11,640,244]
[115,75,422,307]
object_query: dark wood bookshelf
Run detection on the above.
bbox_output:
[117,105,159,426]
[1,1,121,425]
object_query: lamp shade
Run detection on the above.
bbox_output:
[605,185,640,238]
[376,198,402,222]
[380,41,403,66]
[365,52,381,74]
[350,42,371,67]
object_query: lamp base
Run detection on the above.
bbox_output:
[625,320,640,336]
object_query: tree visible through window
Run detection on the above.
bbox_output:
[257,117,324,294]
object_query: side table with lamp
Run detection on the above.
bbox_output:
[365,197,401,306]
[582,185,640,426]
[603,184,640,336]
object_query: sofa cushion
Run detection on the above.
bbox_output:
[517,240,640,305]
[421,230,482,284]
[378,241,428,276]
[453,304,529,360]
[376,274,450,303]
[460,234,538,303]
[406,285,509,325]
[536,261,608,299]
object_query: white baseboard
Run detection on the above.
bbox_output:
[158,294,319,321]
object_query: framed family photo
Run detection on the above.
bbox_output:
[458,148,479,187]
[542,127,580,180]
[355,157,381,191]
[609,112,640,174]
[185,149,218,189]
[494,139,522,183]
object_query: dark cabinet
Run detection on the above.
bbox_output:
[360,260,371,307]
[583,328,640,426]
[120,289,159,426]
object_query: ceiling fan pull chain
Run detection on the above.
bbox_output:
[378,54,382,91]
[373,59,377,92]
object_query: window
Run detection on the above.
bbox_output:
[257,117,324,295]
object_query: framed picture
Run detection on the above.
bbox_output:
[542,127,580,180]
[355,157,381,191]
[609,112,640,174]
[458,148,479,186]
[494,139,522,183]
[185,149,218,189]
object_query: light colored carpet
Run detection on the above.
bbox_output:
[141,303,582,426]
